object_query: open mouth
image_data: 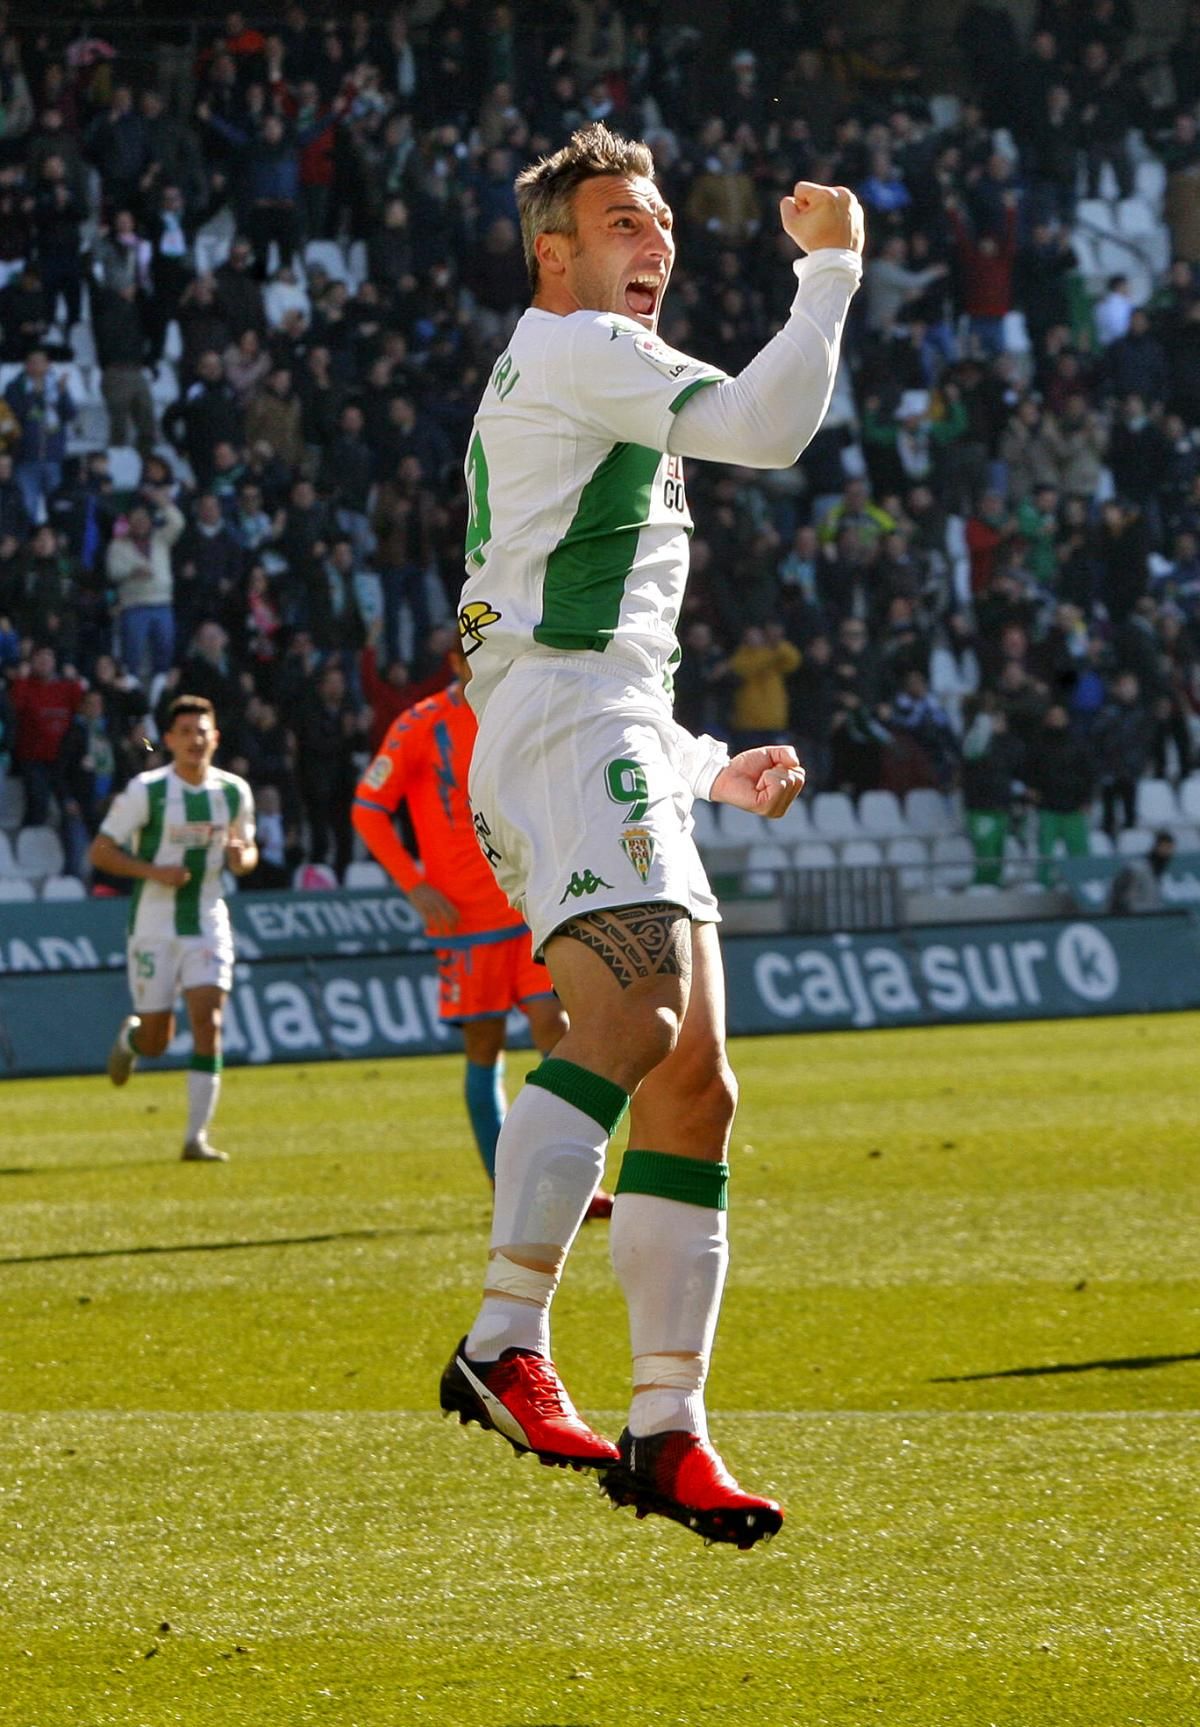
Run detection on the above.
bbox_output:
[624,275,660,320]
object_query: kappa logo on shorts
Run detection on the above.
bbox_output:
[458,599,501,655]
[559,868,614,903]
[619,825,655,884]
[472,808,503,867]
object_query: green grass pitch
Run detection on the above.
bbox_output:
[1,1012,1198,1727]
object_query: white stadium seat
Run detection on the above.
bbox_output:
[1115,827,1153,857]
[107,446,143,489]
[0,877,36,900]
[304,240,351,284]
[885,836,929,890]
[718,804,804,844]
[41,874,86,900]
[1135,778,1179,827]
[1134,158,1166,214]
[15,825,65,878]
[1176,774,1200,824]
[1087,828,1114,856]
[857,789,906,838]
[743,842,791,893]
[840,839,883,867]
[930,834,974,889]
[928,93,961,132]
[793,841,837,871]
[689,800,724,848]
[904,788,960,835]
[0,829,18,874]
[809,791,859,839]
[0,777,25,830]
[344,860,388,889]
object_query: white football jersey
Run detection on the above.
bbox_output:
[457,309,725,716]
[100,765,255,942]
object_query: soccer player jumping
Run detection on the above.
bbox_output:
[440,124,864,1549]
[352,646,612,1215]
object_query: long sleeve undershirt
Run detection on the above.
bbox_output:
[668,248,862,470]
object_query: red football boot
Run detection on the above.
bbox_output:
[440,1337,619,1471]
[600,1428,784,1549]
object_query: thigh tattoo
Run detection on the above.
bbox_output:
[559,904,692,989]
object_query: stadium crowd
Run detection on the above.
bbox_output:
[0,0,1198,891]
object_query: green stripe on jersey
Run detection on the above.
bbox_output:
[533,442,662,652]
[175,787,213,937]
[128,776,168,934]
[669,375,721,414]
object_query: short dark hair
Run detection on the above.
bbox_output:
[166,695,216,727]
[514,121,655,291]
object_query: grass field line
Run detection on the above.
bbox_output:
[5,1407,1200,1421]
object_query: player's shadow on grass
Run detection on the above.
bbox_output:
[0,1226,433,1266]
[932,1349,1200,1382]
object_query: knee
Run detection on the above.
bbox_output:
[137,1022,172,1058]
[193,1006,223,1047]
[633,1001,685,1076]
[599,997,683,1092]
[692,1058,738,1139]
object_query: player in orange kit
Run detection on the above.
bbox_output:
[352,650,613,1214]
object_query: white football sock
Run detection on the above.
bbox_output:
[611,1187,729,1443]
[186,1066,221,1143]
[465,1061,627,1361]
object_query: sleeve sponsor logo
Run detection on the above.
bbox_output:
[364,755,393,790]
[633,335,691,381]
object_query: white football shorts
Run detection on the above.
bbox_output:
[468,651,719,959]
[127,929,236,1013]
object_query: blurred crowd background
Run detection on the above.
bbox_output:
[0,0,1199,897]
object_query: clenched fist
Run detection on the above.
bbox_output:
[779,183,865,256]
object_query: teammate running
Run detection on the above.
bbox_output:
[439,123,864,1549]
[90,694,257,1162]
[352,649,612,1215]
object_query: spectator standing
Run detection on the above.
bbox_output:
[961,696,1023,884]
[1024,702,1096,881]
[92,284,156,458]
[173,492,245,642]
[727,623,801,753]
[55,685,119,877]
[7,643,83,825]
[295,660,364,880]
[5,350,75,522]
[946,191,1018,358]
[31,155,86,331]
[167,350,245,485]
[106,491,185,682]
[1092,669,1154,835]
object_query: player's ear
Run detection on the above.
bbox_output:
[533,229,570,279]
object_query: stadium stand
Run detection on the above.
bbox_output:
[0,3,1195,922]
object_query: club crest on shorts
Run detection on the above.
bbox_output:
[620,824,655,883]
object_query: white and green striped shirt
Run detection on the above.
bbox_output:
[457,309,725,716]
[100,765,255,941]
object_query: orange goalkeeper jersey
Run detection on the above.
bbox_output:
[351,681,525,941]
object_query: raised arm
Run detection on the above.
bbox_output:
[667,184,864,470]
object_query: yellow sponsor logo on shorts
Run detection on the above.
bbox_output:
[458,600,501,656]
